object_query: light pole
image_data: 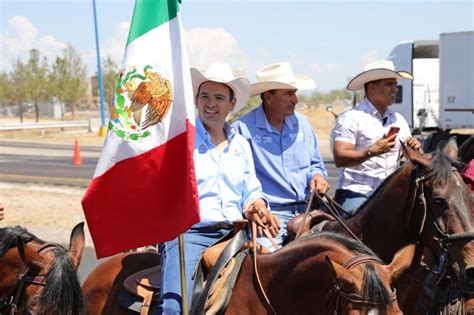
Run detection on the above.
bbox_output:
[92,0,107,137]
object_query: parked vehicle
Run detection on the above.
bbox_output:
[387,31,474,151]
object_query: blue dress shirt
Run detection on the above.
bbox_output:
[233,106,327,206]
[193,118,264,228]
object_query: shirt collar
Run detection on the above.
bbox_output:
[255,104,297,133]
[196,117,236,144]
[361,98,395,122]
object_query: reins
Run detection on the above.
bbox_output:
[294,190,363,244]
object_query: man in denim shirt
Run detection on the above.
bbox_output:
[234,62,329,251]
[159,62,279,314]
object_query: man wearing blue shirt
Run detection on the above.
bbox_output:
[159,62,279,314]
[234,62,329,251]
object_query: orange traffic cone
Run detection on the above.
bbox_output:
[72,139,83,166]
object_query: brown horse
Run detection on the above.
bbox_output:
[0,222,85,315]
[83,232,415,314]
[303,139,474,314]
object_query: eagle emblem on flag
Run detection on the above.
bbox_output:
[110,65,173,141]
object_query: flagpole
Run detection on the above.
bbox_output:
[178,234,189,315]
[92,0,107,137]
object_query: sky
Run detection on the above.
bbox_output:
[1,0,473,92]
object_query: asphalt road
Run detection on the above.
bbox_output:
[0,140,100,186]
[0,139,340,284]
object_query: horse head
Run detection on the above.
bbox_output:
[402,138,474,294]
[0,222,85,315]
[227,232,414,314]
[324,238,415,315]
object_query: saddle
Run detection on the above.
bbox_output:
[118,220,266,315]
[117,254,161,315]
[285,209,336,243]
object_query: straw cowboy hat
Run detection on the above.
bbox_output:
[191,62,250,113]
[347,60,413,91]
[250,62,316,96]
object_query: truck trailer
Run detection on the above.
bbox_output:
[387,31,473,151]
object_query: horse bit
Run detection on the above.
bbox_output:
[327,255,397,315]
[0,243,64,315]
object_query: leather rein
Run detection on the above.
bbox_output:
[0,243,65,315]
[328,255,397,315]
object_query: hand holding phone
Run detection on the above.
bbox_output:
[386,126,400,138]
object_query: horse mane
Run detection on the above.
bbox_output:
[429,146,463,185]
[350,142,463,217]
[0,226,43,256]
[36,249,85,315]
[0,226,85,314]
[291,232,392,305]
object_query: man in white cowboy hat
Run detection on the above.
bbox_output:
[332,59,421,214]
[159,62,279,314]
[234,62,329,251]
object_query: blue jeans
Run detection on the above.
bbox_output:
[257,202,308,252]
[159,228,230,314]
[334,189,367,217]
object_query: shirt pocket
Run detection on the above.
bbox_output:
[221,151,249,194]
[292,139,311,171]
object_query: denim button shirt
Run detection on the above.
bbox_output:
[193,118,264,228]
[234,106,327,206]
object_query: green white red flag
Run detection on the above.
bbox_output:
[82,0,200,258]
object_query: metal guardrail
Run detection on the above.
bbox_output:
[0,120,90,131]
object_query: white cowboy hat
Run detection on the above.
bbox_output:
[347,60,413,91]
[191,62,250,113]
[250,62,316,96]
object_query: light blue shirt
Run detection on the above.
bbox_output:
[233,105,327,206]
[193,118,264,228]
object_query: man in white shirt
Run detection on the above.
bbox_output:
[332,60,421,214]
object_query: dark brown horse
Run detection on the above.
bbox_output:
[0,223,85,315]
[82,232,415,314]
[303,139,474,314]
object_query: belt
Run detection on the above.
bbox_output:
[192,222,233,233]
[270,201,308,209]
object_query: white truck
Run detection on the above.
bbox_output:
[387,31,474,151]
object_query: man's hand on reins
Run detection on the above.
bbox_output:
[310,173,330,194]
[244,199,280,237]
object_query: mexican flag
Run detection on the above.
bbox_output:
[82,0,200,258]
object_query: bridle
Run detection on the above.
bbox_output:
[0,243,65,315]
[328,255,397,315]
[406,165,474,253]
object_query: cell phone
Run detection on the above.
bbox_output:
[386,126,400,137]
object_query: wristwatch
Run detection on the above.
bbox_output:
[367,149,373,158]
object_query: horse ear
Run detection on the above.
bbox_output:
[400,140,430,167]
[325,256,355,290]
[17,237,44,271]
[441,137,458,160]
[386,243,416,283]
[68,222,85,272]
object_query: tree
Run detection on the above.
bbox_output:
[23,49,50,122]
[0,71,10,105]
[100,55,119,113]
[50,43,88,119]
[9,58,30,123]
